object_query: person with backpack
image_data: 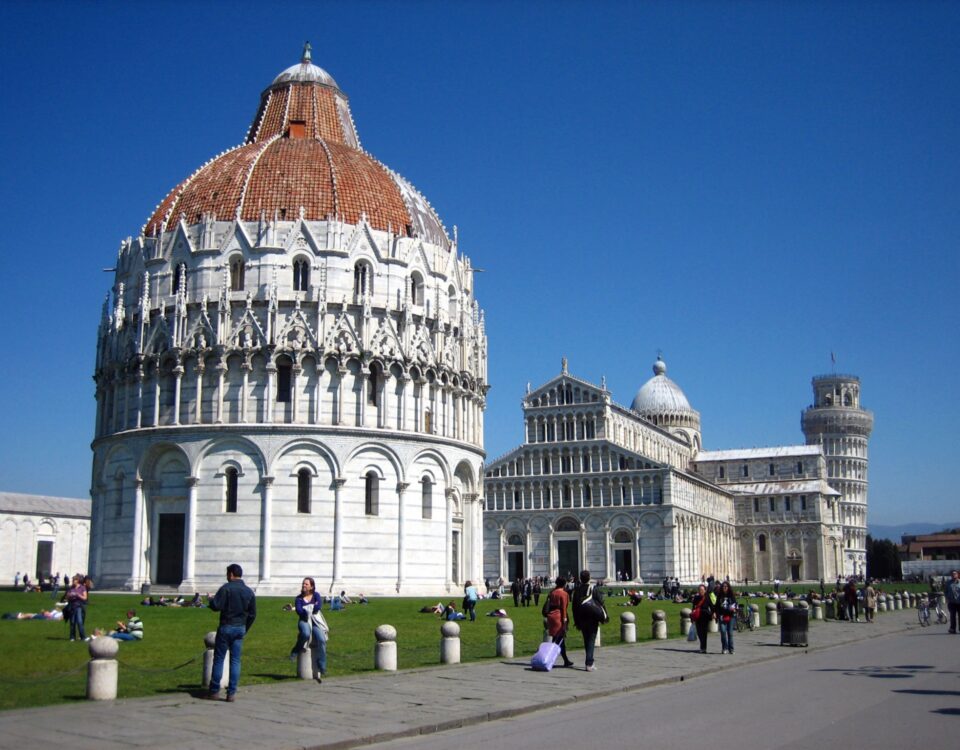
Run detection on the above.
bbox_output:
[572,569,605,672]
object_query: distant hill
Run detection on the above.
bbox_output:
[868,522,960,542]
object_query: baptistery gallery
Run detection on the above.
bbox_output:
[91,46,487,595]
[482,359,873,585]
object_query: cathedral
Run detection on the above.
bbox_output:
[90,46,487,596]
[482,358,872,585]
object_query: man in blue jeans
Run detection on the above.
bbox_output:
[203,563,257,702]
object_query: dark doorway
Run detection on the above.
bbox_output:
[790,563,801,582]
[156,514,185,586]
[557,539,579,578]
[36,540,53,580]
[615,549,633,580]
[508,551,524,581]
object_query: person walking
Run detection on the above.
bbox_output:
[946,569,960,634]
[511,578,521,607]
[532,578,542,607]
[691,583,714,654]
[204,563,257,702]
[863,579,877,623]
[542,576,574,668]
[843,577,860,622]
[715,581,737,654]
[290,577,327,681]
[572,570,604,672]
[463,580,479,621]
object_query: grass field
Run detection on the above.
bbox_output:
[0,582,925,710]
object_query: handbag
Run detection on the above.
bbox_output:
[690,604,701,622]
[581,585,609,624]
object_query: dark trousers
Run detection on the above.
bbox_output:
[695,618,709,652]
[949,601,959,631]
[580,622,598,667]
[552,630,571,665]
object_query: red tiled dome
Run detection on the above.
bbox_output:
[145,45,449,247]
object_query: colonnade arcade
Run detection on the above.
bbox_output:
[96,351,485,448]
[673,512,739,583]
[485,474,664,512]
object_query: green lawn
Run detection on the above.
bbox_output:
[0,583,920,710]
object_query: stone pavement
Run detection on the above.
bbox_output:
[0,609,919,750]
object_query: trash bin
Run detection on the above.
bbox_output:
[780,607,808,646]
[140,582,151,596]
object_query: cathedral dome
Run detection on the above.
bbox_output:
[631,357,693,414]
[144,44,449,247]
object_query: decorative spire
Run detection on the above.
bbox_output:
[302,41,312,64]
[561,356,568,375]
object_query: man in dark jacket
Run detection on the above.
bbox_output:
[204,563,256,702]
[572,569,605,672]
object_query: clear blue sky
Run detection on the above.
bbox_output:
[0,1,957,527]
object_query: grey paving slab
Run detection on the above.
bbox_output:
[0,610,921,750]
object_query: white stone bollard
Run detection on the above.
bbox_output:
[766,602,779,626]
[893,593,902,610]
[907,592,915,608]
[440,621,461,665]
[782,600,795,609]
[620,611,637,643]
[749,604,761,629]
[812,601,823,620]
[496,618,514,658]
[797,601,809,612]
[296,637,322,680]
[680,608,692,636]
[202,631,229,690]
[87,636,118,701]
[708,615,719,633]
[877,595,887,612]
[652,610,667,640]
[596,627,602,648]
[374,625,397,671]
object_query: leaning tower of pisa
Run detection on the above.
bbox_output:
[801,374,874,578]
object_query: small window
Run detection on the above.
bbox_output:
[801,495,807,510]
[225,467,238,513]
[448,286,457,320]
[277,361,292,403]
[753,498,759,513]
[354,262,372,297]
[769,463,776,476]
[421,476,432,519]
[741,464,749,478]
[364,471,379,515]
[758,534,767,552]
[173,263,187,295]
[784,496,791,512]
[230,257,245,291]
[796,461,803,474]
[584,484,592,502]
[769,497,775,512]
[410,272,424,306]
[297,469,311,513]
[293,258,310,291]
[368,368,379,406]
[719,466,725,479]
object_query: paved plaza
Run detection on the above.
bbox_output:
[0,609,923,750]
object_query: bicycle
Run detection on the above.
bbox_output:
[918,595,948,627]
[736,604,753,632]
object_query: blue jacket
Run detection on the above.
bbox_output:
[295,593,324,622]
[945,578,960,604]
[209,579,256,631]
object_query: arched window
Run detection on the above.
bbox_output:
[354,261,372,297]
[758,534,767,552]
[421,476,433,519]
[293,258,310,291]
[448,286,457,320]
[173,263,187,295]
[224,467,238,513]
[229,257,245,291]
[297,469,311,513]
[364,471,379,516]
[556,517,579,532]
[367,366,379,406]
[507,533,524,546]
[276,358,292,403]
[613,530,632,544]
[410,272,424,306]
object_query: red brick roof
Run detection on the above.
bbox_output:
[144,58,447,245]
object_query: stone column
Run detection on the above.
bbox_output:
[241,362,250,423]
[215,362,226,423]
[86,637,119,701]
[172,364,183,425]
[399,374,410,431]
[265,361,276,424]
[375,625,397,671]
[152,371,160,427]
[183,476,198,589]
[195,360,205,424]
[620,611,637,643]
[396,482,408,592]
[440,621,461,664]
[652,610,667,640]
[135,369,144,429]
[381,371,392,429]
[496,618,514,658]
[260,476,274,583]
[336,366,346,425]
[445,489,454,589]
[332,478,345,590]
[290,363,301,423]
[358,369,368,427]
[127,479,145,589]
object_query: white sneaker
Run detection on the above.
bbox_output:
[586,664,596,672]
